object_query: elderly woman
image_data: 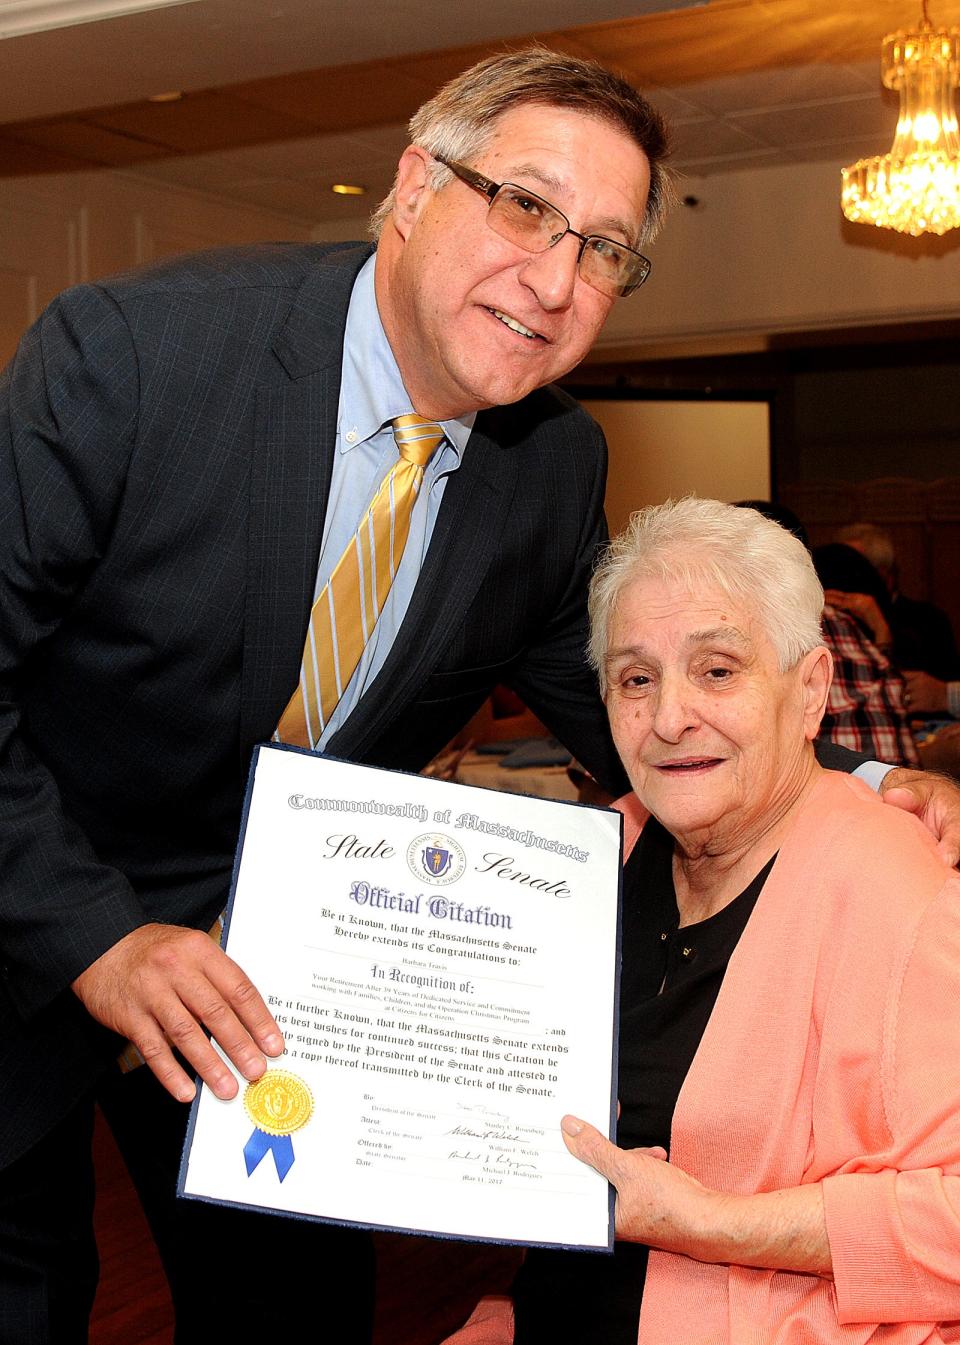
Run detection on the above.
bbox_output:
[448,497,960,1344]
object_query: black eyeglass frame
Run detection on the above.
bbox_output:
[433,154,652,298]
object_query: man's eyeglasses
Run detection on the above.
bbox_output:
[434,155,651,299]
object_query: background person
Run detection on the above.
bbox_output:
[836,520,960,683]
[903,669,960,719]
[811,542,918,766]
[446,498,960,1343]
[812,541,896,656]
[739,503,918,766]
[901,670,960,782]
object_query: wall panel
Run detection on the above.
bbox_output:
[0,168,316,365]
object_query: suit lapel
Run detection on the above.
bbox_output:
[329,416,518,760]
[240,245,373,746]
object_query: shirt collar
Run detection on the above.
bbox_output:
[338,253,474,459]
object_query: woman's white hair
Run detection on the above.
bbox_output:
[588,497,824,693]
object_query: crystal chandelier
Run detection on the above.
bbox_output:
[841,2,960,236]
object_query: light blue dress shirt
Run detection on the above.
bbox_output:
[313,254,475,747]
[854,760,894,789]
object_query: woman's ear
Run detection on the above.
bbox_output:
[799,645,832,741]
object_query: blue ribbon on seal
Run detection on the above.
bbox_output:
[243,1128,295,1182]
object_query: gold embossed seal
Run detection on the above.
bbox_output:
[244,1069,313,1137]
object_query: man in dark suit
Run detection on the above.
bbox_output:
[0,48,668,1343]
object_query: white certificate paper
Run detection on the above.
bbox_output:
[179,744,623,1250]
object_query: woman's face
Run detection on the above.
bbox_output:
[603,574,827,851]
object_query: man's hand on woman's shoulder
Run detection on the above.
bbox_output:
[880,769,960,867]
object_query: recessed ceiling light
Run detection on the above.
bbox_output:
[331,183,367,196]
[0,0,200,41]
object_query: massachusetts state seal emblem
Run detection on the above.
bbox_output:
[406,832,466,886]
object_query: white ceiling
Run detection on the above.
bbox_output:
[653,58,888,176]
[0,0,938,224]
[0,0,701,121]
[129,54,898,226]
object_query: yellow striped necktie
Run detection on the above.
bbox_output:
[275,414,445,748]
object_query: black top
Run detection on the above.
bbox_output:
[512,818,774,1345]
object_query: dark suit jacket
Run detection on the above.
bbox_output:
[0,242,626,1164]
[891,593,960,683]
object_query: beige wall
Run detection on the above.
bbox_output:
[580,398,771,535]
[315,155,960,352]
[596,157,960,355]
[0,169,316,366]
[5,149,958,365]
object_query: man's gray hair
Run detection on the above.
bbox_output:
[588,497,825,693]
[369,47,670,243]
[835,521,896,578]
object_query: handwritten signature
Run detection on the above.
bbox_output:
[457,1103,509,1121]
[446,1147,540,1175]
[446,1124,522,1142]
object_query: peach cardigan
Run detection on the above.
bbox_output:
[446,770,960,1343]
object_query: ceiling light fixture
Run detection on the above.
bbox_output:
[841,1,960,236]
[0,0,200,41]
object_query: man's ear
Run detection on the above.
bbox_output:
[391,146,433,241]
[799,645,832,741]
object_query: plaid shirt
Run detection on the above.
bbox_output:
[820,604,920,767]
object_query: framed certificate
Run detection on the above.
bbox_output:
[179,744,623,1251]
